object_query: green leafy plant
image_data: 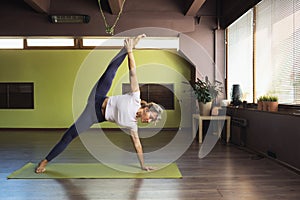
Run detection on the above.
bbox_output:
[268,95,278,102]
[193,76,223,104]
[257,95,278,102]
[257,95,268,102]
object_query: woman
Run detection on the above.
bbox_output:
[35,34,163,173]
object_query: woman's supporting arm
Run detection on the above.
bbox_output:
[130,130,155,171]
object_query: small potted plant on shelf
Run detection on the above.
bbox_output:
[193,76,223,116]
[257,95,278,111]
[267,95,279,112]
[257,95,268,111]
[257,96,264,111]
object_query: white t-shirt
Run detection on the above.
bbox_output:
[105,91,141,132]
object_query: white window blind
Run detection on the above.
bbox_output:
[255,0,272,99]
[227,9,254,102]
[256,0,299,104]
[295,0,300,104]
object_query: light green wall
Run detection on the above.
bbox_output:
[0,49,193,128]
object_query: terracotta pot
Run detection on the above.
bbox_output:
[257,101,263,111]
[268,101,278,112]
[262,101,269,111]
[198,101,212,116]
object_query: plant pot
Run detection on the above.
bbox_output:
[257,101,263,111]
[262,101,269,111]
[268,101,278,112]
[198,101,212,116]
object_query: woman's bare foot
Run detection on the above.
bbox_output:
[35,159,48,173]
[133,34,146,48]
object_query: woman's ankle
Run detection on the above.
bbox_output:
[40,159,48,165]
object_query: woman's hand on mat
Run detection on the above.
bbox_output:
[142,166,156,171]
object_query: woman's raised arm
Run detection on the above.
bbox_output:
[124,35,146,93]
[124,38,139,93]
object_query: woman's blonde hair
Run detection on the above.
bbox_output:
[140,100,163,122]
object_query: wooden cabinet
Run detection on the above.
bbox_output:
[227,107,300,171]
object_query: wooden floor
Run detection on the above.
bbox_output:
[1,129,300,200]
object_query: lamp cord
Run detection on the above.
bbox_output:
[98,0,126,35]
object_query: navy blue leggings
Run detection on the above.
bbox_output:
[45,48,127,162]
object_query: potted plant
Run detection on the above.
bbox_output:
[268,95,278,112]
[193,76,223,116]
[257,95,268,111]
[257,95,278,111]
[257,96,264,111]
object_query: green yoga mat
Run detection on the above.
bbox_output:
[7,163,182,179]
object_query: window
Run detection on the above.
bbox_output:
[227,0,300,105]
[256,0,298,104]
[227,9,254,102]
[82,38,124,47]
[0,37,179,50]
[0,83,34,109]
[82,37,179,49]
[26,38,75,47]
[0,38,23,49]
[295,0,300,104]
[122,83,174,110]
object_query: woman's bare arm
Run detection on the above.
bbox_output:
[130,130,155,171]
[124,38,139,93]
[127,52,139,93]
